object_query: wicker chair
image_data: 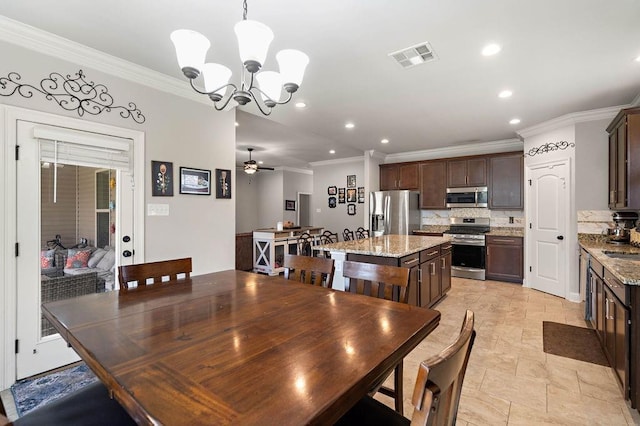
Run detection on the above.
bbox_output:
[40,272,102,337]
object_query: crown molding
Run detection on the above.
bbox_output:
[383,138,523,163]
[517,105,625,139]
[0,15,212,106]
[280,166,313,175]
[632,92,640,107]
[366,150,387,161]
[309,156,364,167]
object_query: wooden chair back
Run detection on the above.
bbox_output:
[283,254,335,288]
[335,310,476,426]
[342,261,410,303]
[342,228,355,241]
[118,257,192,290]
[319,230,339,245]
[297,232,314,256]
[355,227,369,239]
[410,310,476,426]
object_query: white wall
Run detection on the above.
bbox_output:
[575,119,609,210]
[312,159,365,237]
[0,40,236,274]
[283,169,313,225]
[257,171,284,229]
[235,170,260,233]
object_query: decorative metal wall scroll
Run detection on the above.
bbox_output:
[0,70,145,124]
[525,140,575,157]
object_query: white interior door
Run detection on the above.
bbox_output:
[15,120,136,378]
[527,161,568,297]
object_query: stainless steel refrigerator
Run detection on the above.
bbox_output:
[370,190,420,236]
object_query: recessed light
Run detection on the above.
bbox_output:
[258,160,264,164]
[509,118,521,125]
[482,43,501,56]
[381,139,389,144]
[636,56,640,62]
[345,122,355,129]
[498,90,513,98]
[235,121,239,126]
[295,102,306,108]
[329,149,336,154]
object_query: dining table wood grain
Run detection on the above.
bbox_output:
[42,269,441,425]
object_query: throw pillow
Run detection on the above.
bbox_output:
[96,249,116,272]
[65,249,92,269]
[40,249,55,268]
[87,248,107,268]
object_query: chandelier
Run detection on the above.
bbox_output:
[170,0,309,116]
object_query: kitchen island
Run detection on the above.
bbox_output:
[318,234,451,308]
[580,239,640,413]
[253,226,323,275]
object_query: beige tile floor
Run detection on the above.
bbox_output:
[376,277,640,425]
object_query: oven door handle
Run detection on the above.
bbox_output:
[451,239,485,246]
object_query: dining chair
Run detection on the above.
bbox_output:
[336,310,476,426]
[317,230,339,258]
[343,228,355,241]
[283,254,335,288]
[296,232,315,256]
[118,257,192,290]
[355,227,370,239]
[341,260,411,414]
[7,381,136,426]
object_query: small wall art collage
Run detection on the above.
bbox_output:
[327,175,364,216]
[151,160,231,199]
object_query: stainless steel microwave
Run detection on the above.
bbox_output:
[446,186,488,208]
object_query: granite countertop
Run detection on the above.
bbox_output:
[579,239,640,285]
[487,227,524,237]
[415,225,450,234]
[317,234,450,258]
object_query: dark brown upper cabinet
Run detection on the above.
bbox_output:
[379,163,419,191]
[488,154,524,210]
[447,158,487,188]
[419,161,447,209]
[607,107,640,210]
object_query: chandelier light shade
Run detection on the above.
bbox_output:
[170,0,309,116]
[244,163,258,174]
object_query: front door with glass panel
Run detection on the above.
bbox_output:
[15,120,135,379]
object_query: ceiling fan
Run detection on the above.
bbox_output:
[244,148,274,174]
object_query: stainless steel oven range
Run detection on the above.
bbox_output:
[444,217,490,280]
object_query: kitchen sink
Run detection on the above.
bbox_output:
[602,250,640,260]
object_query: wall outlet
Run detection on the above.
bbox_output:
[316,208,321,213]
[509,216,514,224]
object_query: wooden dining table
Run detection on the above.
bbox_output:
[42,270,441,425]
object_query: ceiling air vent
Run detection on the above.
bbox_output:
[389,42,437,69]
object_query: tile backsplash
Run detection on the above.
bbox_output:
[420,208,524,228]
[577,210,614,235]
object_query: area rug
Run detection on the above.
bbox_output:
[542,321,608,366]
[9,363,98,417]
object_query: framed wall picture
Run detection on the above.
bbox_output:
[347,203,356,215]
[285,199,296,211]
[347,175,356,188]
[346,188,357,203]
[328,196,337,208]
[180,167,211,195]
[152,160,173,196]
[215,168,231,198]
[357,186,365,203]
[338,188,346,204]
[328,185,337,195]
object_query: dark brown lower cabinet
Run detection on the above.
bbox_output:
[601,271,629,397]
[347,243,451,308]
[485,236,523,283]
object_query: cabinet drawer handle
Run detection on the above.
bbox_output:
[426,250,439,256]
[403,258,419,265]
[441,245,452,250]
[492,239,516,243]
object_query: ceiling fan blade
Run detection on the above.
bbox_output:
[258,166,275,170]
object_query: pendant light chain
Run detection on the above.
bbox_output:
[242,0,248,20]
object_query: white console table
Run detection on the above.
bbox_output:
[253,227,323,275]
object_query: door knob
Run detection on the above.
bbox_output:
[122,250,132,257]
[557,235,564,240]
